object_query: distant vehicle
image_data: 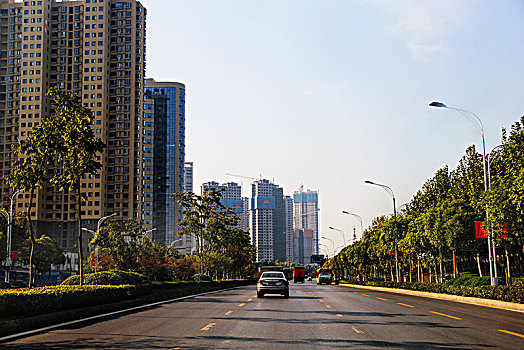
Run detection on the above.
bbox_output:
[316,268,332,285]
[293,266,305,283]
[257,271,289,298]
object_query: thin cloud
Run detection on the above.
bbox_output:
[369,0,471,63]
[305,82,348,95]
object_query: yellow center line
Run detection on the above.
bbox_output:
[225,311,233,316]
[238,303,245,307]
[430,311,462,320]
[397,303,415,308]
[499,330,524,338]
[326,305,332,309]
[200,323,216,331]
[247,299,253,302]
[319,299,324,303]
[352,326,364,334]
[336,314,343,318]
[361,294,370,297]
[482,305,510,311]
[376,297,388,301]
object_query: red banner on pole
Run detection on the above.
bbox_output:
[10,251,17,261]
[475,222,507,239]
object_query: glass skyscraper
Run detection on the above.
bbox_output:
[144,78,185,246]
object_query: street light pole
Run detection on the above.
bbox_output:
[430,101,497,285]
[365,180,399,282]
[4,189,23,284]
[321,236,335,255]
[328,226,346,246]
[342,211,363,237]
[98,213,116,231]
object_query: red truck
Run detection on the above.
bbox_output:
[293,266,305,283]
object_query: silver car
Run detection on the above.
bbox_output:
[257,271,289,298]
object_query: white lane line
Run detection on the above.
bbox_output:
[201,323,216,331]
[352,326,364,334]
[0,286,243,343]
[225,311,233,316]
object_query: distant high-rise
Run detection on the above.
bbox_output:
[144,78,185,247]
[0,0,147,256]
[202,181,246,230]
[294,188,319,261]
[184,162,193,192]
[250,179,292,263]
[284,195,294,262]
[294,228,314,265]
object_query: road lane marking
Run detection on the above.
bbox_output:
[352,326,364,334]
[326,305,332,309]
[397,303,415,308]
[225,311,233,316]
[319,299,324,303]
[361,293,371,297]
[482,305,511,311]
[499,330,524,338]
[377,297,388,301]
[336,314,343,318]
[238,303,245,307]
[247,299,253,302]
[201,323,216,331]
[430,311,462,320]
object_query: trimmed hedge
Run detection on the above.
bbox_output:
[192,273,213,282]
[0,285,141,318]
[61,270,149,286]
[343,280,524,304]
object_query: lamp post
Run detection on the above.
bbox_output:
[429,101,497,285]
[328,226,346,246]
[321,236,335,254]
[365,180,399,282]
[4,189,23,284]
[342,211,363,237]
[98,213,116,231]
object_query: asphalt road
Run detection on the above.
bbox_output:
[2,281,524,349]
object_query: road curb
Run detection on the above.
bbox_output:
[339,283,524,313]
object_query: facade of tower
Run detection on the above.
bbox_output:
[293,188,319,260]
[144,78,185,247]
[250,179,274,262]
[0,0,147,256]
[284,195,294,262]
[201,181,245,229]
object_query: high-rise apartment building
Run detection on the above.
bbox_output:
[293,228,314,265]
[184,161,193,192]
[250,179,292,263]
[0,0,146,256]
[144,78,185,247]
[284,195,294,262]
[201,181,246,229]
[294,188,319,261]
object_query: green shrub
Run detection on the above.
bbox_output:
[0,285,140,318]
[192,273,212,282]
[61,270,149,286]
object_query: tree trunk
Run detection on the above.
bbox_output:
[77,183,84,286]
[504,240,511,285]
[476,251,483,277]
[438,247,443,283]
[409,256,412,282]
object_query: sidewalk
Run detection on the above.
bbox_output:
[340,283,524,313]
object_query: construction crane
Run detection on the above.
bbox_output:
[225,173,259,181]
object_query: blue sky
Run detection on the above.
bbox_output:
[142,0,524,254]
